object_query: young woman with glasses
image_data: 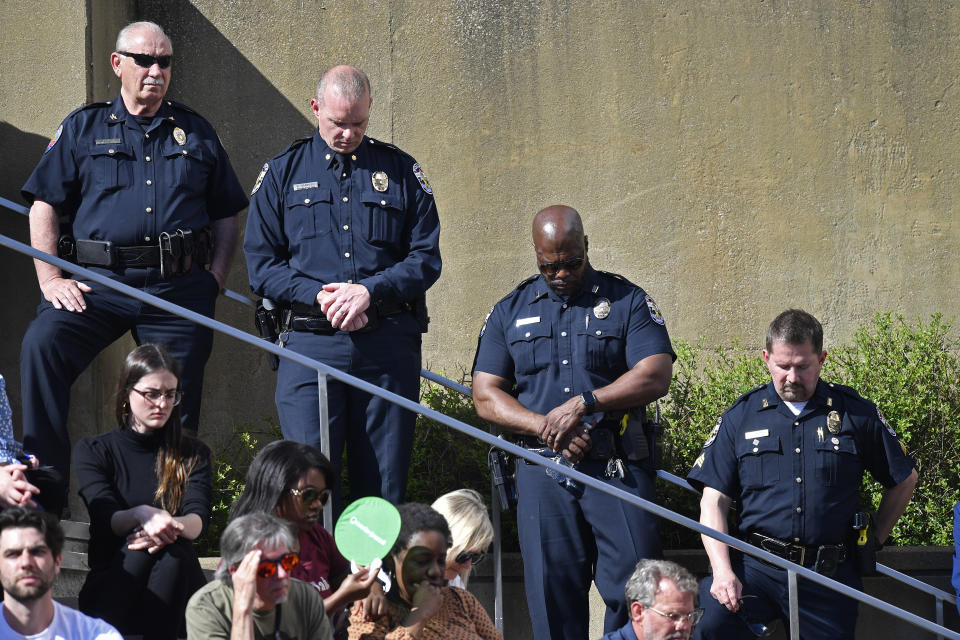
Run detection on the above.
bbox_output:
[232,440,381,637]
[73,344,211,639]
[430,489,494,588]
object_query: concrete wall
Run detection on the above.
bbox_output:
[2,2,960,506]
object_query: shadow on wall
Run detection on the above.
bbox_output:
[137,0,314,202]
[0,122,49,437]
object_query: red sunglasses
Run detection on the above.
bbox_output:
[257,551,300,579]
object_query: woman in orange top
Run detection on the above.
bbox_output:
[348,503,502,640]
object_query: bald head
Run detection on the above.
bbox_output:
[316,65,371,105]
[532,205,584,246]
[532,205,588,296]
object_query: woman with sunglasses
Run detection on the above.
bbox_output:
[348,502,501,640]
[232,440,381,636]
[74,344,211,639]
[430,489,494,588]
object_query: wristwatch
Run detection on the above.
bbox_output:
[580,390,597,413]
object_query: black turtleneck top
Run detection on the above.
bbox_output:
[73,426,212,571]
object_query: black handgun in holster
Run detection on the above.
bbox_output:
[488,439,517,511]
[255,299,281,370]
[853,510,881,575]
[57,234,77,262]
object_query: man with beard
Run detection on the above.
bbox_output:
[0,507,122,638]
[473,205,674,639]
[688,309,918,639]
[186,512,333,639]
[601,559,701,640]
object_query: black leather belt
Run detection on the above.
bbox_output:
[288,299,414,334]
[748,532,847,567]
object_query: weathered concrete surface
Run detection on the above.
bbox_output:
[1,0,959,517]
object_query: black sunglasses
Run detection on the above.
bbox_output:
[256,551,300,579]
[289,487,331,507]
[454,550,486,565]
[736,596,774,638]
[538,256,585,276]
[117,51,172,69]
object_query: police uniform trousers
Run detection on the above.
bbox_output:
[515,456,662,640]
[275,313,421,514]
[695,550,860,640]
[20,267,218,489]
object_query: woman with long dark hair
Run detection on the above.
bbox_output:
[74,344,211,639]
[232,440,381,635]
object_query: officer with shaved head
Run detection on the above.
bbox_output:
[473,205,675,639]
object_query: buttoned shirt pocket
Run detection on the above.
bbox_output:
[285,187,332,240]
[736,436,782,489]
[161,140,214,192]
[88,142,134,192]
[508,322,553,376]
[815,436,860,487]
[576,319,626,373]
[360,190,405,244]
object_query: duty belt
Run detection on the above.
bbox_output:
[288,299,415,334]
[70,228,211,275]
[748,532,847,567]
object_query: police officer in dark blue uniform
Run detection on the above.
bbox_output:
[688,309,918,639]
[244,65,441,512]
[18,21,248,501]
[473,205,674,640]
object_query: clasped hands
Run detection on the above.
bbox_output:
[126,507,184,554]
[537,396,593,463]
[317,283,370,331]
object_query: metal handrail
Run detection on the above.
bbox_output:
[1,230,957,638]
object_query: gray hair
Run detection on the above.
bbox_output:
[316,66,370,104]
[215,513,296,583]
[624,559,698,608]
[116,21,172,54]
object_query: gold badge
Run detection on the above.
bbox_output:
[173,127,187,145]
[593,297,611,319]
[827,410,841,434]
[372,171,389,192]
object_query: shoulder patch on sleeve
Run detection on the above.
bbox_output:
[703,416,722,448]
[645,294,665,325]
[479,307,494,337]
[44,124,63,153]
[251,163,269,196]
[877,408,897,437]
[412,162,433,194]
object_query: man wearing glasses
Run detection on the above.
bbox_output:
[18,20,248,509]
[473,205,675,640]
[601,559,701,640]
[688,309,917,639]
[186,512,333,639]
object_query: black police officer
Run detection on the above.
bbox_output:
[473,205,674,640]
[688,309,918,639]
[19,21,248,501]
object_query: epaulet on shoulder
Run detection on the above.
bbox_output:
[495,274,539,305]
[823,381,864,401]
[164,100,198,115]
[280,136,312,156]
[70,100,111,117]
[366,136,414,160]
[733,383,768,406]
[596,269,635,287]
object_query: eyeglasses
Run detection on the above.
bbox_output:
[648,606,704,626]
[131,387,182,406]
[289,487,331,507]
[454,550,486,565]
[257,551,300,579]
[116,51,172,69]
[538,256,585,276]
[736,596,774,638]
